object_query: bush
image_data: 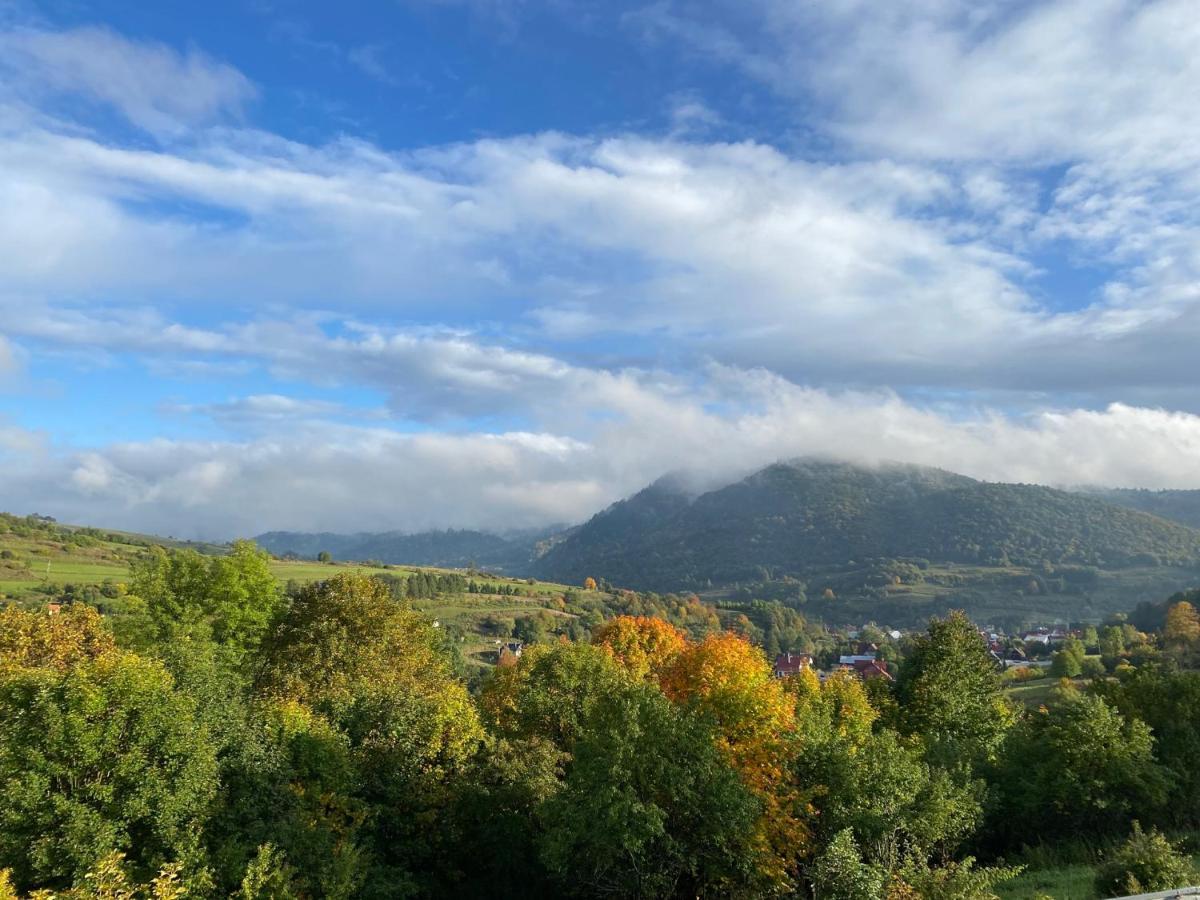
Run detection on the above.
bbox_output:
[896,856,1022,900]
[1080,656,1107,679]
[1002,666,1044,683]
[1095,822,1193,896]
[811,830,885,900]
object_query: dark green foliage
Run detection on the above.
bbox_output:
[1097,665,1200,827]
[538,681,762,898]
[255,527,540,572]
[992,689,1170,845]
[1089,487,1200,530]
[533,460,1200,591]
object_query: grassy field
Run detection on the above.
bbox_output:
[996,845,1200,899]
[0,514,602,674]
[997,863,1097,899]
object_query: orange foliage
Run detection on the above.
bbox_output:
[592,615,686,682]
[583,577,598,591]
[662,631,806,888]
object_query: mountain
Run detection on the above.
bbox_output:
[532,460,1200,592]
[254,528,543,572]
[1078,488,1200,530]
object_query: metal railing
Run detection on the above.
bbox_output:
[1107,889,1200,900]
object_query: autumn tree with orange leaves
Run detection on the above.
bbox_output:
[592,615,686,682]
[661,631,807,890]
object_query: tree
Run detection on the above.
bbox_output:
[1049,637,1086,678]
[126,541,280,662]
[992,689,1169,843]
[809,830,884,900]
[317,551,332,563]
[539,681,763,897]
[582,577,597,591]
[895,612,1012,770]
[0,605,114,673]
[254,573,481,894]
[1095,822,1194,897]
[1097,667,1200,827]
[1099,624,1126,661]
[789,671,980,877]
[206,698,366,899]
[1164,601,1200,649]
[663,632,804,890]
[0,652,218,892]
[479,641,629,752]
[592,615,686,682]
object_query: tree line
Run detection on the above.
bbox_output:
[1,542,1199,897]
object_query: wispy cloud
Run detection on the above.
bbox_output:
[0,25,256,136]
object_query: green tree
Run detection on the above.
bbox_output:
[479,641,630,751]
[1097,667,1200,827]
[538,680,763,898]
[1099,625,1126,661]
[1049,637,1085,678]
[254,573,481,895]
[993,689,1169,843]
[0,652,218,892]
[895,612,1012,770]
[809,829,884,900]
[126,541,280,662]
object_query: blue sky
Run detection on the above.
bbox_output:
[3,0,1200,538]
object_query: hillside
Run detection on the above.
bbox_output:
[254,527,539,571]
[533,460,1200,593]
[1080,488,1200,530]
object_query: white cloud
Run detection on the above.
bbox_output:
[6,371,1200,538]
[3,120,1172,395]
[0,25,256,136]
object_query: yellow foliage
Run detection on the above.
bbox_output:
[662,632,806,888]
[1165,600,1200,646]
[592,616,685,681]
[0,605,115,674]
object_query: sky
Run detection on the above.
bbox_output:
[3,0,1200,539]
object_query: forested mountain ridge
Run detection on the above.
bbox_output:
[532,460,1200,591]
[254,527,545,571]
[1080,487,1200,530]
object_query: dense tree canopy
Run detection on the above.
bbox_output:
[5,544,1200,899]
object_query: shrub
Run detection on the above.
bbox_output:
[897,856,1022,900]
[811,830,885,900]
[1095,822,1193,896]
[1002,666,1044,683]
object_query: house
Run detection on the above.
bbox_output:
[838,654,877,666]
[839,658,893,682]
[772,652,813,678]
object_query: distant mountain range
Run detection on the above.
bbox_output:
[256,460,1200,596]
[253,526,558,572]
[529,460,1200,591]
